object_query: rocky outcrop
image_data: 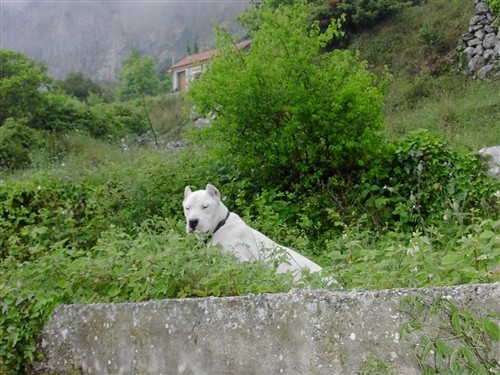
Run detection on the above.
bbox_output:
[459,1,500,79]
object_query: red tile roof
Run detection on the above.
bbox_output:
[169,50,218,71]
[169,40,251,72]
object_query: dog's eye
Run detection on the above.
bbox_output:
[202,204,208,209]
[185,206,190,210]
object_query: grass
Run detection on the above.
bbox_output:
[149,93,192,140]
[349,0,500,151]
[350,0,473,75]
[385,77,500,151]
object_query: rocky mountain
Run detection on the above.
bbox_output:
[1,0,250,81]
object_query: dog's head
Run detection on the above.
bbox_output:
[183,184,224,235]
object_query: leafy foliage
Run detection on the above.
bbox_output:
[400,296,500,374]
[0,49,149,148]
[0,119,40,169]
[117,49,163,101]
[487,0,500,16]
[29,93,148,138]
[56,71,105,102]
[255,0,415,35]
[361,130,500,230]
[188,0,389,191]
[327,0,414,31]
[0,49,51,125]
[327,218,500,289]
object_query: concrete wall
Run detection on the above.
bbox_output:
[33,283,499,375]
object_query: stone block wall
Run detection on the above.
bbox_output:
[460,1,500,78]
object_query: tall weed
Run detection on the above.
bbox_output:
[326,218,499,289]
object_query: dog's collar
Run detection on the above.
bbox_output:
[213,210,231,234]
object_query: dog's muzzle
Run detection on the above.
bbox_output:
[188,219,199,231]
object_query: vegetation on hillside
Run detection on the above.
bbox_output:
[188,1,388,192]
[1,0,499,373]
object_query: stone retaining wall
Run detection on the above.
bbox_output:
[33,283,499,375]
[460,0,500,78]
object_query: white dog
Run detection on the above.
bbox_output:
[183,184,323,280]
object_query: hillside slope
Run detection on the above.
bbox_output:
[349,0,500,150]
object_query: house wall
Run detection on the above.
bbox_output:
[172,65,204,92]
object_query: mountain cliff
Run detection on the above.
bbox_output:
[1,0,250,81]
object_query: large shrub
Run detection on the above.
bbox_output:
[260,0,414,33]
[30,93,148,138]
[329,0,414,31]
[360,130,500,230]
[0,49,50,125]
[0,119,40,169]
[56,71,104,102]
[187,0,388,192]
[117,49,162,101]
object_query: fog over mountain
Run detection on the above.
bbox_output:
[1,0,250,81]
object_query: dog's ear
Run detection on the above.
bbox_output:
[184,186,192,199]
[206,184,220,200]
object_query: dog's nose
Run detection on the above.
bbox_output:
[188,219,199,230]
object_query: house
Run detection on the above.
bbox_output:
[169,40,251,92]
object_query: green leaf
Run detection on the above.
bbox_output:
[479,230,495,239]
[481,318,499,341]
[441,252,463,266]
[451,311,463,333]
[449,350,463,373]
[459,347,474,365]
[435,339,454,356]
[420,337,434,361]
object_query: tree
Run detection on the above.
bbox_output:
[116,49,163,143]
[116,50,161,101]
[187,0,389,191]
[0,49,51,125]
[186,41,200,55]
[57,71,103,101]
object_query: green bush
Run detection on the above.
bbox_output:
[487,0,500,16]
[327,218,500,289]
[188,0,389,192]
[0,119,40,169]
[257,0,414,34]
[332,0,414,31]
[29,93,148,138]
[30,93,91,133]
[0,147,221,263]
[56,71,104,102]
[0,175,107,262]
[108,102,149,135]
[0,49,50,124]
[360,130,500,230]
[116,50,163,101]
